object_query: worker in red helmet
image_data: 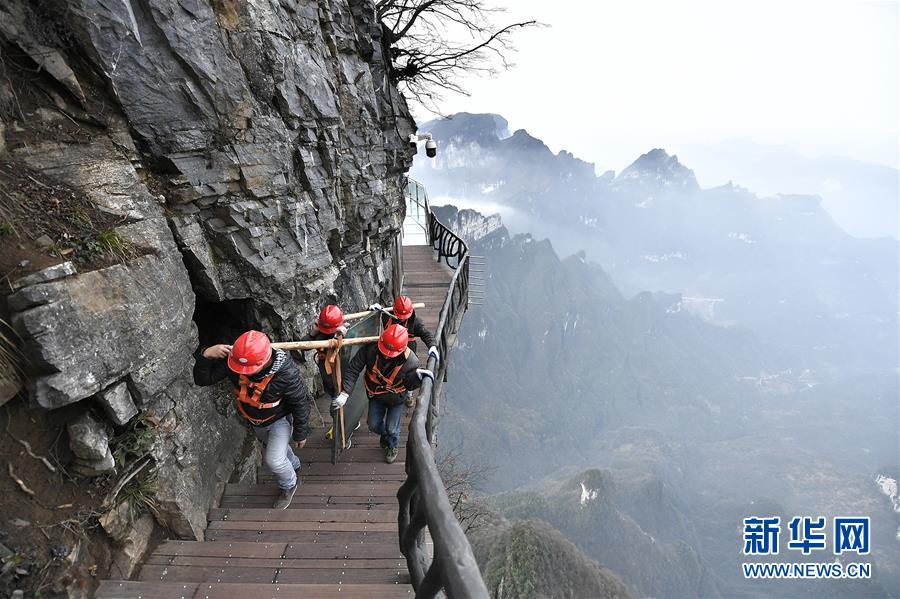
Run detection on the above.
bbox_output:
[193,330,310,509]
[370,295,439,363]
[332,324,433,463]
[298,305,348,397]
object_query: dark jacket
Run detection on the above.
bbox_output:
[299,327,339,395]
[342,343,422,406]
[380,310,436,348]
[193,348,310,441]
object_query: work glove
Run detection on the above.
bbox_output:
[416,368,435,381]
[331,392,349,411]
[368,303,383,312]
[335,325,348,336]
[428,346,440,362]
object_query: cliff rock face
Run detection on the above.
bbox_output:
[1,0,413,540]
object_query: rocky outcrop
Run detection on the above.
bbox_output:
[96,382,139,427]
[431,205,503,244]
[1,0,414,545]
[613,148,700,193]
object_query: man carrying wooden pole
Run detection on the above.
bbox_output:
[331,324,434,463]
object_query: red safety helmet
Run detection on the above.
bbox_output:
[228,330,272,375]
[378,324,409,358]
[393,295,414,320]
[317,305,345,334]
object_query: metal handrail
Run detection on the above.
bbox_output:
[397,181,488,598]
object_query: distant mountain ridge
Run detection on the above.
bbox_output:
[470,517,632,599]
[676,139,899,239]
[415,112,898,379]
[435,205,900,598]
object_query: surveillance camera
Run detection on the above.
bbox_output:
[425,139,437,158]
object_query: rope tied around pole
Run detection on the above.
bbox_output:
[326,334,346,450]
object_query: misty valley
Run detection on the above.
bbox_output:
[415,114,900,598]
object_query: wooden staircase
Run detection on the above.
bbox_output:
[97,246,452,599]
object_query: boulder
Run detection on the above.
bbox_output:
[96,382,138,426]
[101,505,157,578]
[108,514,155,579]
[10,221,196,409]
[67,412,109,462]
[71,446,116,477]
[10,262,76,291]
[99,501,132,542]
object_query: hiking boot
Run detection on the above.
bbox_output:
[385,447,399,464]
[274,484,297,509]
[380,435,388,449]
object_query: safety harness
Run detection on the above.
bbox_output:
[233,374,279,426]
[365,353,407,397]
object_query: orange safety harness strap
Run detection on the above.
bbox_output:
[233,374,280,426]
[323,336,347,450]
[236,401,280,426]
[365,354,406,396]
[322,336,344,378]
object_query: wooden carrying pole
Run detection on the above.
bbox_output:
[271,336,378,351]
[342,302,425,322]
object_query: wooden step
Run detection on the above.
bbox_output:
[218,496,396,509]
[223,483,399,497]
[144,555,404,569]
[138,564,409,584]
[96,581,413,598]
[204,529,397,543]
[151,541,403,560]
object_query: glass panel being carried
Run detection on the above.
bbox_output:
[330,311,382,463]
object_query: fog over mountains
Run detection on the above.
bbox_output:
[414,114,900,598]
[676,139,899,240]
[415,113,898,379]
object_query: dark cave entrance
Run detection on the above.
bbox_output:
[193,298,261,349]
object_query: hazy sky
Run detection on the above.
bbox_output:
[412,0,899,173]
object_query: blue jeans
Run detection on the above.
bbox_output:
[253,416,301,490]
[367,399,403,449]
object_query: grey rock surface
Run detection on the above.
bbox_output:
[2,0,415,542]
[10,232,195,409]
[108,514,155,580]
[96,382,138,426]
[67,412,110,462]
[10,262,77,291]
[71,447,117,477]
[99,502,132,542]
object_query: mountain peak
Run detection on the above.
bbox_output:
[502,128,553,154]
[615,148,699,192]
[418,112,509,146]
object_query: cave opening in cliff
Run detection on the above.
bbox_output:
[193,298,261,349]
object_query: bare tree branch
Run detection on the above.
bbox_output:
[436,447,493,534]
[378,0,539,113]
